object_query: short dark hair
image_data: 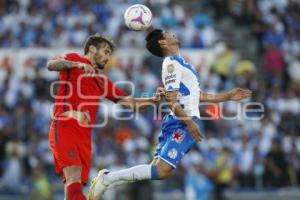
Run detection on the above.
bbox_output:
[145,29,164,57]
[84,34,115,55]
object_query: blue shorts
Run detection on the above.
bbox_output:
[154,114,203,168]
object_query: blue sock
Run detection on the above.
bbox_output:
[151,165,160,180]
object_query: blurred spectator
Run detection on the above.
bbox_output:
[212,43,239,80]
[0,137,25,193]
[263,139,288,187]
[31,164,52,200]
[288,56,300,84]
[235,59,256,76]
[213,147,234,200]
[288,143,300,186]
[282,27,300,63]
[251,5,266,53]
[262,43,284,76]
[252,146,264,188]
[262,25,284,49]
[184,152,214,200]
[236,134,255,188]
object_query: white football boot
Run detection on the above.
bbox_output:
[88,169,110,200]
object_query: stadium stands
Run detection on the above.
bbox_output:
[0,0,300,200]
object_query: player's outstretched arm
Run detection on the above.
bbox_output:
[117,87,165,110]
[47,58,79,71]
[200,88,252,103]
[165,91,203,142]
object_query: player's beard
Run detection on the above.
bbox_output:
[96,63,105,69]
[94,55,106,69]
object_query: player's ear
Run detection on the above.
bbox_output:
[89,45,97,55]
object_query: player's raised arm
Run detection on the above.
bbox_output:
[47,57,77,71]
[200,88,252,103]
[117,87,165,110]
[47,57,95,75]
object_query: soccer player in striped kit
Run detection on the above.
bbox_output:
[88,29,252,200]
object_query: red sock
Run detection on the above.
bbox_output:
[67,182,86,200]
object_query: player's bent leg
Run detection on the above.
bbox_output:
[88,163,161,200]
[102,159,158,190]
[64,166,86,200]
[107,159,162,188]
[153,158,173,179]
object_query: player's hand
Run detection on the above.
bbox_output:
[153,87,166,103]
[186,121,203,142]
[228,88,252,101]
[78,63,95,76]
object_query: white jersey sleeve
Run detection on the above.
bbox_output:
[162,57,182,92]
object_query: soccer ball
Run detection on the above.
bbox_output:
[124,4,152,31]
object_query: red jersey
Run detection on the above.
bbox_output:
[53,53,126,124]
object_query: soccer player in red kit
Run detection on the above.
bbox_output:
[47,34,164,200]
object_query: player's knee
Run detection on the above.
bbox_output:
[63,166,82,184]
[155,164,173,179]
[157,166,172,179]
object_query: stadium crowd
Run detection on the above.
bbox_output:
[1,0,300,200]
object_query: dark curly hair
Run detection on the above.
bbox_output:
[145,29,165,57]
[84,34,115,55]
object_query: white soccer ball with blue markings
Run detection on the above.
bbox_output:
[124,4,152,31]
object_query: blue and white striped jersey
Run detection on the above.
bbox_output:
[162,54,201,118]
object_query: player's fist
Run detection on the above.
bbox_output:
[187,121,203,142]
[229,88,252,101]
[78,63,95,76]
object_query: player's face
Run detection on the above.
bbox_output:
[93,43,112,69]
[164,32,179,45]
[161,31,180,54]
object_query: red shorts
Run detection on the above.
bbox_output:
[48,118,92,184]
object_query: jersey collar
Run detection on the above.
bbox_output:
[80,55,93,65]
